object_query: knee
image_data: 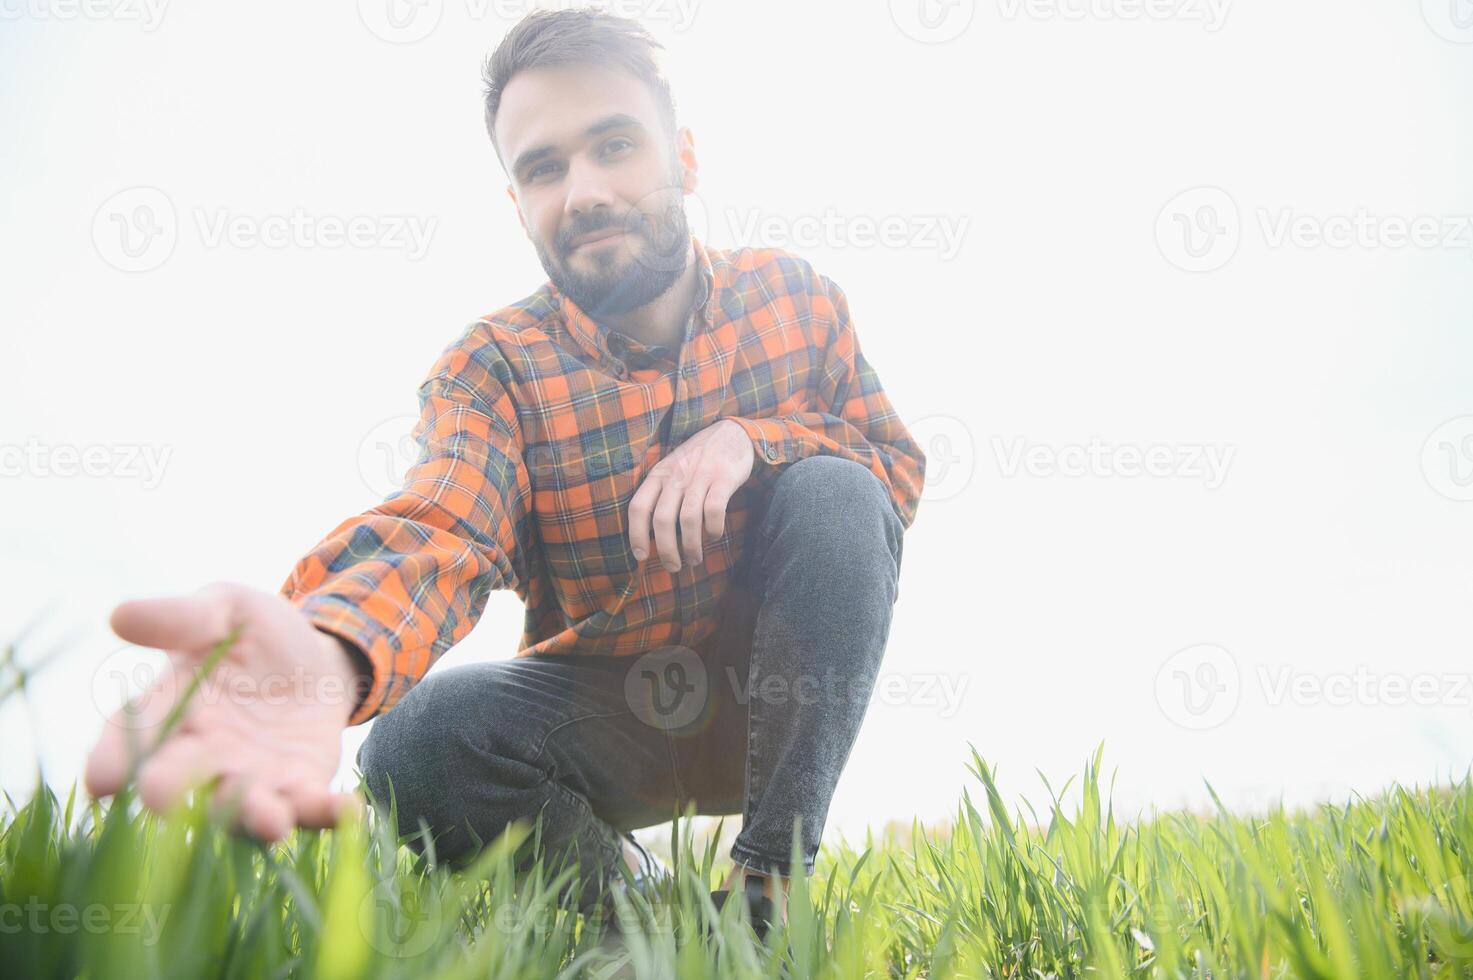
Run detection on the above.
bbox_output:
[762,456,903,563]
[356,665,558,865]
[356,671,476,849]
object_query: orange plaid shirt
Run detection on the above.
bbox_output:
[280,238,927,725]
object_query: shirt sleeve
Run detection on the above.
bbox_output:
[725,273,927,530]
[278,358,532,726]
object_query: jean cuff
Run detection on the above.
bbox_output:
[728,842,815,877]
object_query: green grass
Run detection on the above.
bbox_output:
[6,635,1473,976]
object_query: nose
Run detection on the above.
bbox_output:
[563,153,617,226]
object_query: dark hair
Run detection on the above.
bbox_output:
[481,9,679,169]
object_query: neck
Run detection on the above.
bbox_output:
[594,241,699,348]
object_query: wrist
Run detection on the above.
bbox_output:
[720,417,761,478]
[316,629,371,726]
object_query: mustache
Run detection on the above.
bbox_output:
[557,213,641,256]
[556,201,686,259]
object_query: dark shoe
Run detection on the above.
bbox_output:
[708,872,775,942]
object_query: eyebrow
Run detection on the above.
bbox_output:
[511,113,647,178]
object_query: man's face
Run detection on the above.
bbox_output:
[496,63,697,317]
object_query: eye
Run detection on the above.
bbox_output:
[603,137,635,157]
[527,161,563,182]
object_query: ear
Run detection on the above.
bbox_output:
[674,126,699,196]
[506,184,528,236]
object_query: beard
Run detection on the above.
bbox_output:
[534,174,691,318]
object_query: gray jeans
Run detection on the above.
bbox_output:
[356,455,905,907]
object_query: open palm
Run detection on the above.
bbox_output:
[85,582,363,841]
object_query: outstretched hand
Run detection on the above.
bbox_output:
[85,582,364,842]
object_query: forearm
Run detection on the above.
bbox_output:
[281,507,504,724]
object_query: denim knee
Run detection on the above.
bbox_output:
[355,671,485,858]
[759,455,905,571]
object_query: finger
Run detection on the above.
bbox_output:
[84,719,135,799]
[652,478,685,572]
[135,733,218,813]
[207,772,249,827]
[679,478,712,566]
[703,477,734,542]
[210,773,293,844]
[284,783,365,830]
[627,471,663,562]
[240,781,294,843]
[110,585,239,656]
[84,657,193,798]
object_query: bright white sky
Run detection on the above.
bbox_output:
[3,0,1473,846]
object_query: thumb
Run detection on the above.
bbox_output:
[109,583,241,655]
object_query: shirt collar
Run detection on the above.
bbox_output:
[556,235,716,366]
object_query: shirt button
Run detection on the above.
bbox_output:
[765,444,780,461]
